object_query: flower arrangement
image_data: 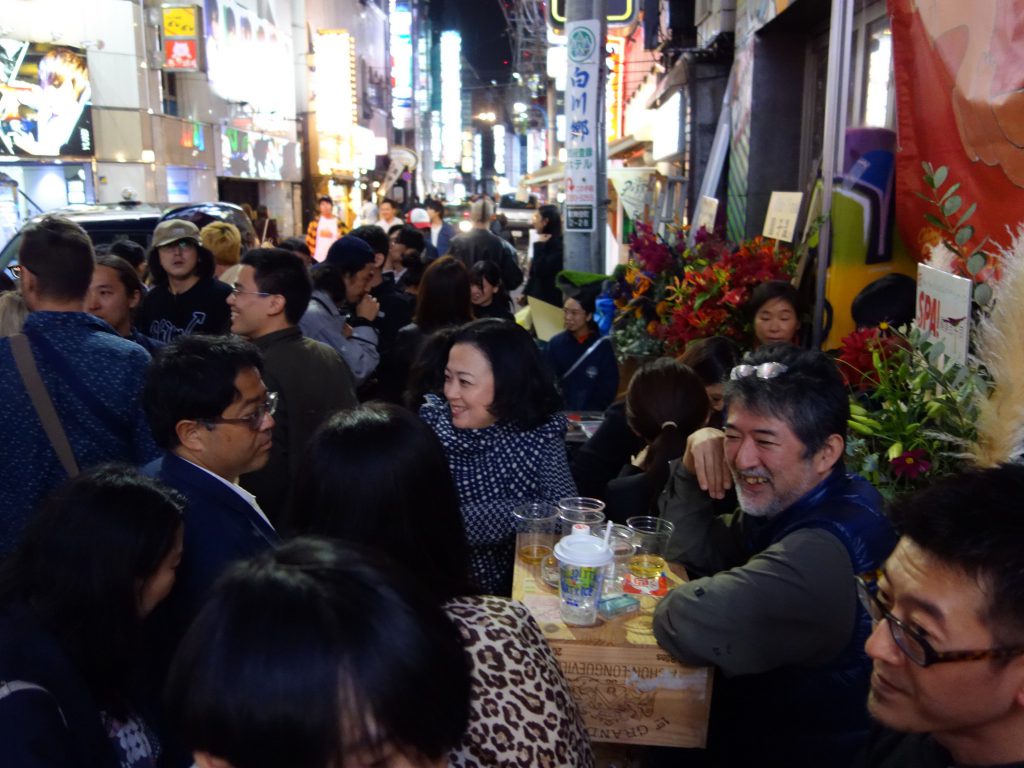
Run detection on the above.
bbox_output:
[840,324,990,502]
[611,223,796,358]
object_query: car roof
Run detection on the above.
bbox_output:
[22,202,164,225]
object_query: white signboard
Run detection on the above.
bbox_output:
[608,167,654,221]
[695,195,719,233]
[915,263,972,366]
[762,191,804,242]
[564,20,600,232]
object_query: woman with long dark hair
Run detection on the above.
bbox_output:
[420,319,577,595]
[522,204,563,306]
[290,404,593,768]
[469,260,513,321]
[0,465,184,767]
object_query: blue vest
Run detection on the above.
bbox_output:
[722,469,896,768]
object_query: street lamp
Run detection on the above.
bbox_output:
[475,111,497,122]
[513,102,528,114]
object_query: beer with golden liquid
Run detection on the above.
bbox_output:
[518,543,553,564]
[628,553,666,579]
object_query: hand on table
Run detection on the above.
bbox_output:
[683,427,731,500]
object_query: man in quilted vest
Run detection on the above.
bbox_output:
[653,343,896,768]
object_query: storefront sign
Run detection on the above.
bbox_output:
[390,1,413,131]
[915,263,972,366]
[163,6,201,72]
[0,39,93,157]
[608,167,653,221]
[439,31,462,168]
[315,30,357,175]
[606,37,624,142]
[565,20,600,232]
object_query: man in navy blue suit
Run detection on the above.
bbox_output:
[141,334,281,765]
[142,334,281,625]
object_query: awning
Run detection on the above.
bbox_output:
[522,162,565,186]
[608,134,650,159]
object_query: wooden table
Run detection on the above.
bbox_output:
[512,536,713,748]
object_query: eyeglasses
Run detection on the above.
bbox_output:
[855,571,1024,667]
[158,239,197,251]
[231,284,272,298]
[9,264,22,279]
[201,392,278,432]
[730,362,789,380]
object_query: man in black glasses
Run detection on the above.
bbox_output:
[856,465,1024,768]
[652,344,896,768]
[140,334,282,765]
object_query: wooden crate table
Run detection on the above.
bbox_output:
[512,535,713,748]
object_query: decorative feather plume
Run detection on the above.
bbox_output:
[969,226,1024,466]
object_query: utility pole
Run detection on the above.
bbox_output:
[563,0,607,275]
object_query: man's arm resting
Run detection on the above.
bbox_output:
[653,528,856,677]
[659,459,746,574]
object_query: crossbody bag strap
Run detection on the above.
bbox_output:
[10,333,80,478]
[561,335,610,381]
[0,680,68,727]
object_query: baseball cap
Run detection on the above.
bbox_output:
[324,235,375,271]
[151,219,203,249]
[409,208,431,229]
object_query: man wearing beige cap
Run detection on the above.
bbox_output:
[136,219,233,342]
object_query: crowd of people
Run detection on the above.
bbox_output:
[0,197,1021,768]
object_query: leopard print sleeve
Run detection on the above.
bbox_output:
[445,595,595,768]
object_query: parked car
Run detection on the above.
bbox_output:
[0,201,257,282]
[497,193,538,245]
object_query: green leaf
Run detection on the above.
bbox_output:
[933,166,948,187]
[928,341,946,365]
[942,195,962,217]
[693,292,710,310]
[955,226,974,247]
[914,191,933,203]
[955,202,977,228]
[967,252,987,276]
[939,181,960,202]
[922,161,934,175]
[924,213,945,229]
[974,281,993,306]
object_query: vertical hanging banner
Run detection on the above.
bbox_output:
[564,20,600,233]
[890,0,1024,260]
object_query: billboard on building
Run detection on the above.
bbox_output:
[0,39,93,157]
[203,0,294,116]
[220,126,301,180]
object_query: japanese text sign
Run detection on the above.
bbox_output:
[762,191,803,243]
[565,20,600,232]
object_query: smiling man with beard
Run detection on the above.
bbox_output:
[652,344,896,768]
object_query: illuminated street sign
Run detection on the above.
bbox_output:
[548,0,636,29]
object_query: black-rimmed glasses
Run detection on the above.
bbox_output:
[201,392,278,432]
[855,570,1024,668]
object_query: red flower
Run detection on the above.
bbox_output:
[890,449,931,480]
[837,328,901,392]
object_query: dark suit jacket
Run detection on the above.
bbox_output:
[143,452,280,767]
[147,453,280,626]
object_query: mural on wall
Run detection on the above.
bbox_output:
[0,40,93,157]
[890,0,1024,259]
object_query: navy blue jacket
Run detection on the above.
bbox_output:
[545,330,619,412]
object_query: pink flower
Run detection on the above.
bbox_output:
[890,449,932,480]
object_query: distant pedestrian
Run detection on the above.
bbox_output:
[253,204,278,245]
[522,204,564,307]
[305,195,346,264]
[425,198,456,258]
[200,220,242,281]
[277,236,312,268]
[448,198,523,291]
[136,220,232,342]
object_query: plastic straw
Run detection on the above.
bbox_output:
[603,520,613,547]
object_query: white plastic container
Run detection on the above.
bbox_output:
[554,526,613,625]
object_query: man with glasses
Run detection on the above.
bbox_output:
[652,344,896,767]
[0,215,159,552]
[855,465,1024,767]
[140,334,281,763]
[136,219,232,342]
[228,248,357,528]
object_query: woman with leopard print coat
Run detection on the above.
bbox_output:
[290,402,595,768]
